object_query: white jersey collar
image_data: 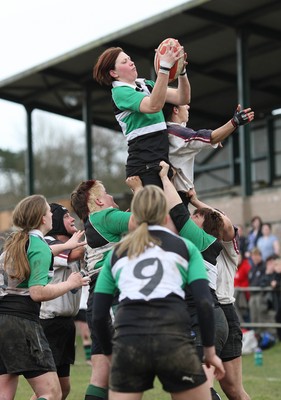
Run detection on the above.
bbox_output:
[167,121,187,128]
[29,229,44,239]
[112,78,146,90]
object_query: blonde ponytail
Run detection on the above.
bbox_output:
[116,185,167,258]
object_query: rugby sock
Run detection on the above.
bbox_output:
[84,384,108,399]
[84,344,91,361]
[210,387,222,400]
[37,398,47,400]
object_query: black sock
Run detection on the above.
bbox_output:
[210,387,222,400]
[84,344,91,361]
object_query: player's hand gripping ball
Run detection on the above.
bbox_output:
[154,38,185,83]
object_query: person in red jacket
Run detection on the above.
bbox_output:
[234,253,251,322]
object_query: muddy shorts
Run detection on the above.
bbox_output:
[110,333,206,393]
[0,314,56,377]
[219,303,243,361]
[190,305,229,360]
[40,316,75,376]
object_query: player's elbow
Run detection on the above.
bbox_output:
[139,98,163,114]
[29,285,45,302]
[150,104,163,113]
[141,105,162,114]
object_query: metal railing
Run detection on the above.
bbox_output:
[234,286,281,329]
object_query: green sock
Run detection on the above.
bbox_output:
[84,344,91,360]
[85,384,108,400]
[37,398,47,400]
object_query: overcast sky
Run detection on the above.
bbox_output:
[0,0,191,151]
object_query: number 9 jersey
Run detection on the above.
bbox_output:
[93,226,212,344]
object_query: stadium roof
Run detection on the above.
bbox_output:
[0,0,280,132]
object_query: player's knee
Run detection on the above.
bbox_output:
[49,386,62,400]
[219,383,247,400]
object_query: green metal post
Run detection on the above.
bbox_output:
[83,86,93,179]
[237,28,252,197]
[267,117,275,186]
[25,106,34,195]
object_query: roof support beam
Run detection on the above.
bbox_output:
[187,4,281,43]
[25,106,34,195]
[267,118,275,185]
[237,28,252,197]
[83,85,93,180]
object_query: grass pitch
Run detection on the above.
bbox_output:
[15,337,281,399]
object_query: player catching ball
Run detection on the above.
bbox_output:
[93,39,190,188]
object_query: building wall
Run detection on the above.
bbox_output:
[1,188,281,240]
[191,186,281,238]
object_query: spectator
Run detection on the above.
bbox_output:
[234,253,251,323]
[245,216,263,257]
[272,258,281,340]
[236,224,248,258]
[248,247,266,334]
[260,255,281,338]
[261,255,278,335]
[257,223,280,262]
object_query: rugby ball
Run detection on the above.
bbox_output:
[154,38,184,83]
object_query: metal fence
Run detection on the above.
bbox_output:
[234,286,281,329]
